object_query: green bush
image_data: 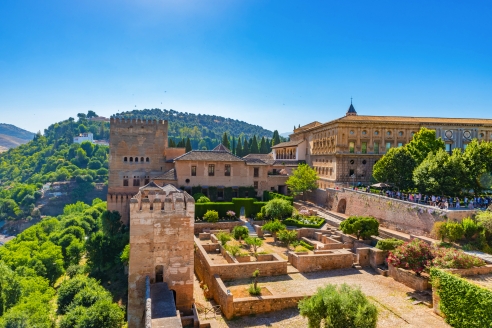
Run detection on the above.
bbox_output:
[461,218,479,241]
[375,238,404,251]
[255,212,264,220]
[432,248,486,269]
[263,191,294,204]
[283,216,325,228]
[191,187,203,197]
[263,198,293,220]
[216,232,232,245]
[432,221,448,241]
[299,240,314,251]
[277,229,298,247]
[446,222,464,242]
[224,187,233,202]
[431,268,492,327]
[294,245,310,253]
[196,196,211,203]
[232,226,249,241]
[195,202,234,220]
[340,216,379,240]
[298,283,378,328]
[231,198,256,218]
[203,210,219,223]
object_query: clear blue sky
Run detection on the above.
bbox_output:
[1,1,491,134]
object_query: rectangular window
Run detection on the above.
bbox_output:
[349,142,355,153]
[208,164,215,176]
[445,144,452,152]
[191,166,196,176]
[123,179,128,186]
[144,178,150,185]
[217,189,224,199]
[225,164,231,176]
[133,178,140,186]
[361,142,367,154]
[349,169,355,176]
[397,142,403,147]
[232,189,238,198]
[386,142,391,152]
[374,142,379,154]
[254,167,259,178]
[254,181,258,189]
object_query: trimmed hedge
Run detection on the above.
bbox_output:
[283,217,325,228]
[263,191,294,204]
[430,268,492,327]
[224,187,233,202]
[299,240,315,250]
[209,186,218,202]
[195,198,264,219]
[253,202,267,215]
[195,202,234,219]
[375,238,404,251]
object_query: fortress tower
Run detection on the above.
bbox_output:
[127,183,195,328]
[107,117,170,224]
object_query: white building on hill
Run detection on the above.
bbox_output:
[73,133,94,144]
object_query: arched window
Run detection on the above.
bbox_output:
[141,157,144,162]
[124,157,128,162]
[146,157,150,162]
[135,157,139,162]
[129,157,133,162]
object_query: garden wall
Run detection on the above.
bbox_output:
[194,221,244,234]
[305,188,475,236]
[288,250,354,272]
[388,263,430,291]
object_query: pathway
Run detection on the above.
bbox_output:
[240,216,257,237]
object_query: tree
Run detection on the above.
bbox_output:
[76,299,125,328]
[298,283,378,328]
[372,147,416,190]
[235,137,243,157]
[462,139,492,195]
[185,137,192,152]
[413,149,466,195]
[232,226,249,242]
[476,211,492,234]
[286,164,318,200]
[262,219,286,243]
[222,132,231,149]
[249,135,259,153]
[339,216,379,240]
[406,127,445,164]
[277,229,298,249]
[259,137,268,153]
[86,110,98,118]
[387,238,433,276]
[245,237,263,253]
[272,130,281,146]
[248,269,261,296]
[262,198,293,220]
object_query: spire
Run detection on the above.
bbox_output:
[346,99,357,116]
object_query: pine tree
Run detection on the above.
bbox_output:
[266,138,272,153]
[169,138,176,147]
[236,137,243,157]
[185,137,192,152]
[260,137,268,154]
[222,132,231,149]
[272,130,281,146]
[243,138,249,156]
[250,135,259,153]
[232,136,236,155]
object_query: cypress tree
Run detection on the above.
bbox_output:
[266,138,272,153]
[222,132,231,149]
[236,137,243,157]
[260,137,268,154]
[169,138,176,147]
[272,130,281,146]
[185,137,192,152]
[232,136,236,155]
[250,135,259,153]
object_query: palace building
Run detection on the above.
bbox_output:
[276,102,492,188]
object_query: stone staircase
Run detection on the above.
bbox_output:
[240,217,257,237]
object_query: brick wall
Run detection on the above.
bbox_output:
[194,221,244,234]
[288,250,354,272]
[388,264,430,291]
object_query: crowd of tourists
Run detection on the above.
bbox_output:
[358,186,491,210]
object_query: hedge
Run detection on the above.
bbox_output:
[195,202,234,219]
[253,202,267,215]
[375,238,404,251]
[283,217,325,229]
[195,198,264,219]
[299,240,315,250]
[430,268,492,327]
[263,191,294,204]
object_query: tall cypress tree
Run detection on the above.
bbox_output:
[260,137,268,154]
[272,130,281,146]
[235,137,243,157]
[250,135,259,153]
[266,138,272,153]
[231,136,236,155]
[169,138,176,147]
[222,132,231,149]
[185,137,192,152]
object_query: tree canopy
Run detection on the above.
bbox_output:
[286,164,318,199]
[372,147,416,190]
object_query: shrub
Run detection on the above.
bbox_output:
[432,248,486,269]
[299,240,314,251]
[431,268,492,327]
[255,212,264,220]
[298,283,378,328]
[387,239,433,275]
[461,218,479,241]
[192,192,206,201]
[340,216,379,240]
[57,275,99,314]
[262,219,286,243]
[203,210,219,223]
[476,210,492,234]
[446,222,464,242]
[277,229,298,248]
[196,196,211,203]
[283,216,325,228]
[232,226,249,241]
[294,245,309,253]
[248,269,261,296]
[216,232,232,246]
[262,198,293,220]
[375,238,404,251]
[225,243,241,257]
[432,222,448,241]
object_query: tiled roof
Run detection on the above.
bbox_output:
[272,139,305,149]
[244,158,268,164]
[243,153,273,160]
[212,143,231,152]
[338,115,492,124]
[153,169,177,181]
[272,160,304,166]
[174,150,245,162]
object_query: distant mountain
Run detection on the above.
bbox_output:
[0,123,35,150]
[116,108,274,140]
[280,132,291,138]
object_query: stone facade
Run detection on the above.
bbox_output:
[127,183,195,328]
[283,103,492,187]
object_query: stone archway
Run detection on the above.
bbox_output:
[337,199,347,214]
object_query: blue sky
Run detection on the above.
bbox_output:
[1,1,491,134]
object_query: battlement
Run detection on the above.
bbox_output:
[110,116,167,126]
[130,183,194,214]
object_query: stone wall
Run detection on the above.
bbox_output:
[288,250,354,272]
[445,264,492,276]
[388,264,430,291]
[305,188,475,236]
[194,221,244,235]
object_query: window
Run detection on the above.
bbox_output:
[397,142,403,147]
[218,189,224,199]
[349,142,355,153]
[362,160,367,165]
[386,142,391,151]
[130,157,133,162]
[144,177,150,185]
[146,157,150,162]
[254,167,259,178]
[133,177,140,186]
[445,144,452,152]
[362,130,367,135]
[124,157,128,162]
[361,142,367,154]
[349,169,355,176]
[123,178,128,186]
[387,131,391,136]
[225,164,231,176]
[208,164,215,176]
[374,142,379,154]
[140,157,144,162]
[135,157,138,162]
[254,181,258,189]
[398,131,403,136]
[374,131,379,135]
[350,130,354,135]
[191,166,196,176]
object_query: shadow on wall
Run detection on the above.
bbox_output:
[337,199,346,214]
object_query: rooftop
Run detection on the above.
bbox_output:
[174,150,244,162]
[272,139,305,149]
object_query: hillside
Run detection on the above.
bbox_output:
[117,108,273,140]
[0,123,34,149]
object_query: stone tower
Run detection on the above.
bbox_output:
[107,117,169,224]
[127,183,195,328]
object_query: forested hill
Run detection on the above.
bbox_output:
[116,108,273,140]
[0,123,35,150]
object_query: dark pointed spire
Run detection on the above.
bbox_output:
[346,99,357,116]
